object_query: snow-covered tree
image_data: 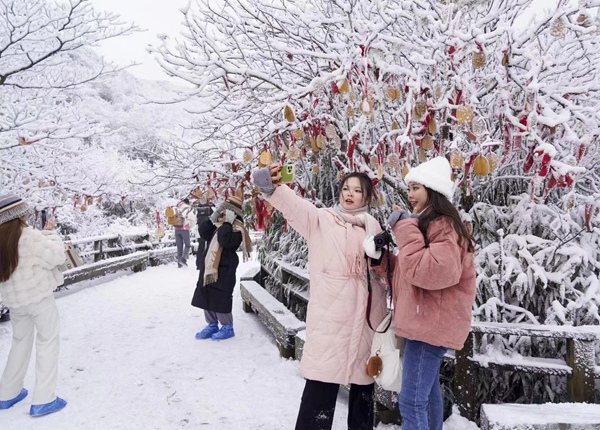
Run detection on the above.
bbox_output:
[0,0,141,215]
[155,0,600,407]
[0,1,204,235]
[0,0,138,141]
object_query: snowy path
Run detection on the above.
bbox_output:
[0,257,475,430]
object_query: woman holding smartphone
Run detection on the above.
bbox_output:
[0,194,67,417]
[252,164,386,430]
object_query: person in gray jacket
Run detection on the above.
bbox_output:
[174,198,196,267]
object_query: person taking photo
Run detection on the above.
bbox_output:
[253,164,386,430]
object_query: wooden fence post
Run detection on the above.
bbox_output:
[108,237,120,257]
[566,338,596,403]
[454,332,477,422]
[94,239,103,262]
[133,259,148,273]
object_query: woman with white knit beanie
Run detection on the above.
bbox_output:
[0,194,68,417]
[367,157,477,430]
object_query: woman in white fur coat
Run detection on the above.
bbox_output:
[0,194,67,417]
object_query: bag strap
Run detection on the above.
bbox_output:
[365,249,393,333]
[176,205,192,219]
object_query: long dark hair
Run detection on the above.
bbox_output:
[338,172,374,206]
[0,218,26,282]
[419,188,474,253]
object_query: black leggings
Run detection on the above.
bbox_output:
[295,379,375,430]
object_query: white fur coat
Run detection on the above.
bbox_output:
[0,227,65,308]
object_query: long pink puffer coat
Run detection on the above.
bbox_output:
[266,185,386,385]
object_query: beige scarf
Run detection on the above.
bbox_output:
[203,219,252,286]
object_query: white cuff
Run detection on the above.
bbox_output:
[363,235,382,259]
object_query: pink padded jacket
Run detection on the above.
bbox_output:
[391,217,476,350]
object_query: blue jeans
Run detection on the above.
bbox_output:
[398,339,447,430]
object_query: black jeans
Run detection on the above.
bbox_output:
[295,379,375,430]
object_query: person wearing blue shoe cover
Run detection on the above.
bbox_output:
[191,196,252,341]
[0,194,67,416]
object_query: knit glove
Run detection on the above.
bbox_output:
[363,235,382,259]
[252,166,277,196]
[210,204,224,224]
[386,210,413,228]
[224,209,236,224]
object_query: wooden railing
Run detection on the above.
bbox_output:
[59,231,194,288]
[0,231,188,320]
[455,322,600,422]
[255,259,600,425]
[69,232,176,262]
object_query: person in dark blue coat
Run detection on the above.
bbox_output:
[191,196,251,341]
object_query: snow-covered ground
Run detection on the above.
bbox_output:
[0,256,476,430]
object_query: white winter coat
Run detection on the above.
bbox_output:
[0,227,65,309]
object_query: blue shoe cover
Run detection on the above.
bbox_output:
[30,397,67,417]
[0,388,28,410]
[195,322,219,339]
[211,324,235,340]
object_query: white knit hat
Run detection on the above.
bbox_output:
[404,157,454,201]
[0,194,33,225]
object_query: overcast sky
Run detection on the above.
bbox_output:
[92,0,564,82]
[92,0,190,82]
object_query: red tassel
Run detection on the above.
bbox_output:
[523,152,534,174]
[584,204,594,232]
[577,144,586,163]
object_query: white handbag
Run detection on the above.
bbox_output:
[367,312,404,392]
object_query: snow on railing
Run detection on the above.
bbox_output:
[256,259,600,425]
[471,321,600,340]
[472,353,572,375]
[64,231,177,264]
[61,251,152,288]
[275,258,310,304]
[56,231,194,289]
[456,322,600,423]
[240,279,306,359]
[63,251,151,275]
[68,234,119,245]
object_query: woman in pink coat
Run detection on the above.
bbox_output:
[253,164,386,430]
[377,157,476,430]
